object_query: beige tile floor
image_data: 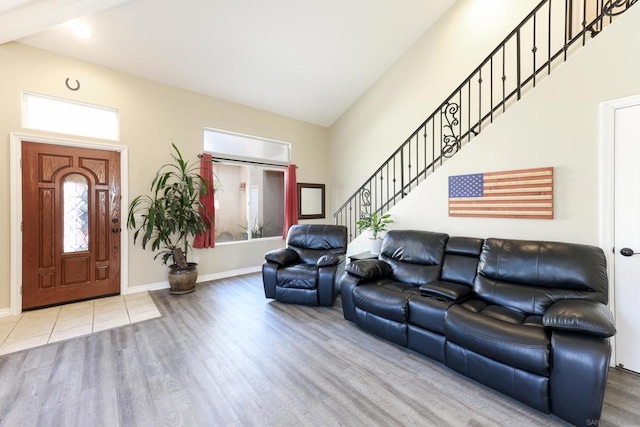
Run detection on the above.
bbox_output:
[0,292,161,355]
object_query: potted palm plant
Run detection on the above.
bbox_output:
[127,143,211,294]
[356,211,393,255]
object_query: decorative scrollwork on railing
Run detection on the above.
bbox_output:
[603,0,637,16]
[442,102,461,158]
[360,188,371,214]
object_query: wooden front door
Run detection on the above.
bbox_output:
[22,142,121,310]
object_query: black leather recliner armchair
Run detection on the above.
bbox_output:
[263,224,347,306]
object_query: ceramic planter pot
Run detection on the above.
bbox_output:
[369,238,383,255]
[168,262,198,294]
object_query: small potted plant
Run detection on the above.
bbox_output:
[356,212,393,255]
[127,143,211,294]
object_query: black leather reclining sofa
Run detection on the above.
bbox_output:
[341,230,616,426]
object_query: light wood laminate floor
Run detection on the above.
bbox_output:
[0,273,637,426]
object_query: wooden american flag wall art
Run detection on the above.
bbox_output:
[448,167,554,219]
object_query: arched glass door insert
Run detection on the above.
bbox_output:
[63,173,90,253]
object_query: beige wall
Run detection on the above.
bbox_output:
[0,42,329,309]
[335,2,640,251]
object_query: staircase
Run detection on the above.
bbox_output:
[334,0,637,242]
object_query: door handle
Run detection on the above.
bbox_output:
[112,227,121,233]
[620,247,640,257]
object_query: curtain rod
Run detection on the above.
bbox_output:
[198,154,296,169]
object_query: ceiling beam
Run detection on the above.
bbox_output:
[0,0,130,45]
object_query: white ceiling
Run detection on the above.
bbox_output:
[3,0,458,126]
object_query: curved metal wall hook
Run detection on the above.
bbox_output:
[65,78,80,91]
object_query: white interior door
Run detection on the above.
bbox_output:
[614,103,640,374]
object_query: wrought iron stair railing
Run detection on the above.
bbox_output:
[334,0,637,241]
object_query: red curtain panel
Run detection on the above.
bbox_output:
[193,153,215,249]
[283,164,298,239]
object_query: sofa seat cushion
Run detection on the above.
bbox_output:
[408,293,457,335]
[353,280,416,323]
[276,264,317,289]
[445,301,549,376]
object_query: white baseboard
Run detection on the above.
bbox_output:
[196,266,261,283]
[0,308,13,318]
[125,281,170,294]
[124,266,262,295]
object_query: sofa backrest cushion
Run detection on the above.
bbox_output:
[287,225,348,264]
[475,238,608,315]
[379,230,448,286]
[441,237,484,286]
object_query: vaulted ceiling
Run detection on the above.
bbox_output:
[2,0,458,126]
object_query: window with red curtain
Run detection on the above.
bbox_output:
[202,128,292,243]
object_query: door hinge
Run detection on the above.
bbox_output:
[20,285,22,295]
[20,158,22,168]
[20,222,23,232]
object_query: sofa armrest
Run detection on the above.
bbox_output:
[317,254,345,267]
[419,280,472,302]
[543,300,616,338]
[345,259,392,280]
[264,248,299,266]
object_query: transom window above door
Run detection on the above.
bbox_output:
[22,92,119,141]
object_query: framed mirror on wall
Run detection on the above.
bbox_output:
[298,183,325,220]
